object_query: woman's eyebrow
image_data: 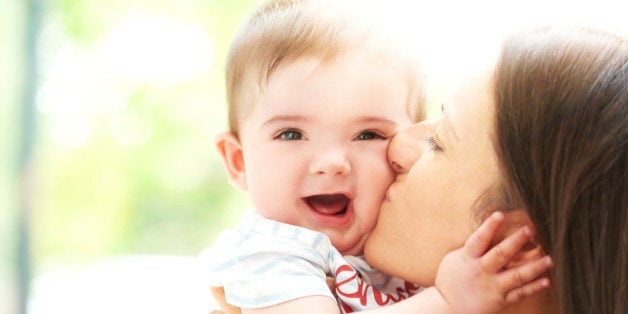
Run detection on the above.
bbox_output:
[441,103,459,141]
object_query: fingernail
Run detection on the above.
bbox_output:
[545,256,553,267]
[542,278,550,287]
[523,226,532,236]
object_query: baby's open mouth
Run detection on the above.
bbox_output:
[304,194,349,216]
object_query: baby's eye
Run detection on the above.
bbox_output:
[275,129,303,141]
[355,131,386,141]
[424,136,443,152]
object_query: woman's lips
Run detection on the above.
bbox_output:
[304,194,352,225]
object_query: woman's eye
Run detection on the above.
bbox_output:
[275,129,303,140]
[356,131,385,141]
[424,136,443,152]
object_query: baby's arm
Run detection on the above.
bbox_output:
[434,211,553,313]
[241,296,339,314]
[209,288,339,314]
[210,286,242,314]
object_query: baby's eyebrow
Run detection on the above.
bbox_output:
[262,115,311,127]
[351,116,399,126]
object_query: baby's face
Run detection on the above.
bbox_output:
[238,52,413,255]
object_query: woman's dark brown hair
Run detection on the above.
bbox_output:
[493,27,627,314]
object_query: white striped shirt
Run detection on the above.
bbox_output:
[200,211,421,311]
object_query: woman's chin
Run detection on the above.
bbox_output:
[364,235,433,286]
[363,231,387,270]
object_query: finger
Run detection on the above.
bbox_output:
[210,286,242,314]
[504,277,551,305]
[326,276,337,296]
[481,225,533,272]
[498,255,553,290]
[464,211,504,257]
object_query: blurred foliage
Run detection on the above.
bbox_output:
[1,1,25,312]
[1,0,262,280]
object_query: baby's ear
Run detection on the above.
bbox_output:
[215,132,248,191]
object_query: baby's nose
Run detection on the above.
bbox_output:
[310,147,351,177]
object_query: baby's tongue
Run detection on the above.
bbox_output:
[306,194,349,215]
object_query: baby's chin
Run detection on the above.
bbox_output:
[332,233,368,256]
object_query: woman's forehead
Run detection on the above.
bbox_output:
[443,67,495,142]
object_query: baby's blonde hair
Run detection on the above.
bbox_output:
[226,0,425,135]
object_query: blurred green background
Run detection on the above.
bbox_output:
[1,0,624,313]
[2,0,260,312]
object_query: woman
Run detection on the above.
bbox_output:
[364,26,627,313]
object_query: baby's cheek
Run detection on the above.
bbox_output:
[375,161,396,189]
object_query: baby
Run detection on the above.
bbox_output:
[200,1,551,313]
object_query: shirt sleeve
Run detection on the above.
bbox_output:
[199,213,337,308]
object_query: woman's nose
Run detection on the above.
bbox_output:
[388,120,436,174]
[309,147,351,177]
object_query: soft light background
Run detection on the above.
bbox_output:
[0,0,624,313]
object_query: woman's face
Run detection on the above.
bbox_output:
[364,66,501,286]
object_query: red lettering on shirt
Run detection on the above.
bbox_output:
[335,263,421,312]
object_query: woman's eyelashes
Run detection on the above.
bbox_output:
[424,136,443,152]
